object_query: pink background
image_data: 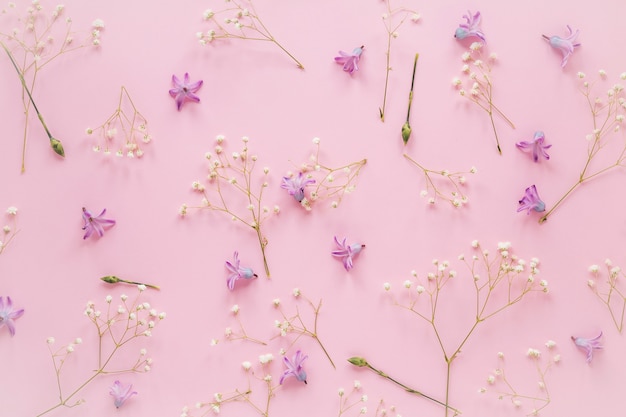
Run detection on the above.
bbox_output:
[1,0,626,416]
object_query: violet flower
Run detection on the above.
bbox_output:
[225,251,258,290]
[334,46,364,74]
[516,131,552,162]
[0,296,24,337]
[517,185,546,214]
[571,332,603,363]
[281,172,315,203]
[454,10,486,43]
[332,236,365,271]
[169,73,203,111]
[109,380,137,408]
[542,26,580,68]
[82,207,116,239]
[279,350,308,384]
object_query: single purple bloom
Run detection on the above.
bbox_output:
[169,73,203,111]
[454,10,486,43]
[516,131,552,162]
[332,236,365,271]
[82,207,116,239]
[571,332,603,363]
[281,172,315,203]
[225,251,257,290]
[109,380,137,408]
[279,350,308,384]
[0,296,24,337]
[334,46,364,74]
[517,185,546,215]
[542,26,580,68]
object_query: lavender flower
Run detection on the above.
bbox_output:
[279,350,308,384]
[0,296,24,337]
[281,172,315,203]
[169,73,203,111]
[334,46,364,74]
[82,207,116,239]
[225,251,258,290]
[332,236,365,271]
[517,185,546,214]
[109,380,137,408]
[516,131,552,162]
[571,332,603,363]
[454,10,486,43]
[542,26,581,68]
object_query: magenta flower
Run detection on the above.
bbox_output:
[517,185,546,214]
[82,207,116,239]
[542,26,580,68]
[454,10,486,43]
[109,380,137,408]
[571,332,603,363]
[225,251,257,290]
[332,236,365,271]
[281,172,315,203]
[279,350,308,384]
[516,131,552,162]
[334,46,364,74]
[0,296,24,337]
[169,73,203,111]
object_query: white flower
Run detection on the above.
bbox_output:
[383,282,391,291]
[292,288,301,297]
[272,298,281,307]
[6,206,17,215]
[312,137,320,144]
[242,361,252,370]
[403,280,412,289]
[92,18,105,28]
[231,304,239,314]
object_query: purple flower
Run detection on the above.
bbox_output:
[332,236,365,271]
[542,26,580,68]
[109,380,137,408]
[516,131,552,162]
[169,73,203,111]
[0,296,24,337]
[225,251,257,290]
[454,10,486,43]
[82,207,116,239]
[517,185,546,214]
[279,350,308,384]
[334,46,364,74]
[571,332,603,363]
[281,172,315,203]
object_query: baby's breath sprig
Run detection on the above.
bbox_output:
[86,86,152,159]
[212,304,267,346]
[198,0,303,69]
[0,206,19,257]
[452,44,515,154]
[588,259,626,332]
[337,380,370,417]
[36,285,165,416]
[539,71,626,223]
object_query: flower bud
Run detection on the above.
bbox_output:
[50,138,65,157]
[401,122,412,145]
[347,357,369,367]
[101,275,121,284]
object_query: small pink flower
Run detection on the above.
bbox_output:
[334,46,364,74]
[571,332,603,363]
[0,296,24,337]
[225,251,257,290]
[281,172,315,202]
[279,350,308,384]
[517,185,545,215]
[82,207,116,239]
[109,380,137,408]
[454,10,486,43]
[542,26,581,68]
[516,131,552,162]
[332,236,365,271]
[169,73,203,110]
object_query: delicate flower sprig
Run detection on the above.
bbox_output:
[539,71,626,223]
[337,380,370,417]
[401,53,419,145]
[86,86,152,159]
[0,206,19,257]
[587,260,626,332]
[100,275,160,290]
[404,154,476,207]
[453,44,515,154]
[211,304,267,346]
[182,135,276,277]
[37,286,164,416]
[198,0,303,69]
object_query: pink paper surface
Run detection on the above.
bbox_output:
[1,1,625,416]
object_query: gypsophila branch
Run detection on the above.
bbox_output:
[588,259,626,333]
[0,206,19,257]
[213,304,268,345]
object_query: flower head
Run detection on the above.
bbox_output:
[279,350,308,384]
[571,332,602,363]
[109,380,137,408]
[542,26,581,68]
[454,10,486,43]
[281,172,315,203]
[169,73,203,111]
[0,296,24,337]
[334,46,364,74]
[516,131,552,162]
[517,185,545,215]
[332,236,365,271]
[82,207,116,239]
[225,251,257,290]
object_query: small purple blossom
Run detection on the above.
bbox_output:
[334,46,364,74]
[281,172,315,203]
[332,236,365,271]
[0,296,24,337]
[279,350,308,384]
[516,131,552,162]
[454,10,486,43]
[169,73,203,111]
[571,332,603,363]
[82,207,116,239]
[542,26,581,68]
[517,185,546,214]
[109,380,137,408]
[225,251,257,290]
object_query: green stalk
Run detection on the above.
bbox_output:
[100,275,160,290]
[402,53,419,145]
